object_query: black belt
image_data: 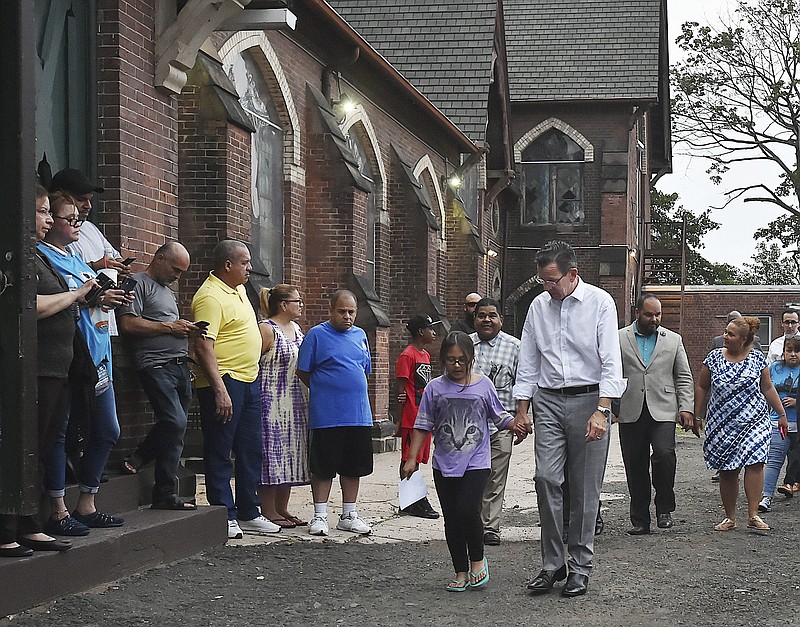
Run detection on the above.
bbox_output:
[539,384,599,396]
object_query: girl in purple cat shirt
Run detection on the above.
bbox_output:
[402,331,526,592]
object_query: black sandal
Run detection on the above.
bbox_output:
[151,495,197,511]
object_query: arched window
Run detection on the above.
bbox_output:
[346,129,377,286]
[227,52,284,285]
[521,128,584,226]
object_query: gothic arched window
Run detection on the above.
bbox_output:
[346,129,377,286]
[228,52,284,284]
[521,128,584,226]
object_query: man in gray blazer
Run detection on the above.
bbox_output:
[618,294,697,535]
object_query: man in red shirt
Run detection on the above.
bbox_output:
[395,315,440,518]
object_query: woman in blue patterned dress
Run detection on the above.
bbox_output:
[256,285,310,528]
[694,316,787,532]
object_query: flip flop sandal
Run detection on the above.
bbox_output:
[713,517,736,531]
[446,579,470,592]
[121,457,140,475]
[268,517,297,529]
[747,515,770,531]
[286,515,307,527]
[470,557,490,588]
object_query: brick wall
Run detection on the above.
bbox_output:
[646,287,800,376]
[97,0,180,461]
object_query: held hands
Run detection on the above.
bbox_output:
[511,414,532,445]
[678,412,702,438]
[400,459,418,480]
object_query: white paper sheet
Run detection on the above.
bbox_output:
[398,471,428,510]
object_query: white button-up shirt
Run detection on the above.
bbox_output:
[512,277,627,400]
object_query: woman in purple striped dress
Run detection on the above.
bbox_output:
[257,285,310,528]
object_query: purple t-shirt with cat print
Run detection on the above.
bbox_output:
[414,374,513,477]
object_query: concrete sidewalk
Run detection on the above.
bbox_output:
[213,423,628,547]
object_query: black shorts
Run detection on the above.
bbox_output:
[309,426,374,479]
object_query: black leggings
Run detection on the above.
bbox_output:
[433,468,490,573]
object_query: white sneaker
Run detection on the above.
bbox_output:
[238,515,281,535]
[228,519,243,539]
[308,514,329,536]
[336,512,371,535]
[758,496,772,513]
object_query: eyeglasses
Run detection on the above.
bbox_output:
[444,356,468,366]
[54,215,85,227]
[283,299,303,305]
[534,272,567,286]
[783,320,799,325]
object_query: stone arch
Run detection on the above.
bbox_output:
[413,155,446,238]
[340,105,388,216]
[514,117,594,163]
[218,31,302,184]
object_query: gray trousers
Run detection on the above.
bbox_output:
[534,390,610,576]
[481,430,514,533]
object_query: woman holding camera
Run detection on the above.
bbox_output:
[37,191,131,535]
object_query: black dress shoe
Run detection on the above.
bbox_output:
[627,525,650,535]
[657,513,674,529]
[561,573,589,597]
[484,530,501,546]
[527,564,567,594]
[18,538,72,552]
[0,545,34,558]
[401,498,440,519]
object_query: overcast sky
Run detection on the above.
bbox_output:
[658,0,784,268]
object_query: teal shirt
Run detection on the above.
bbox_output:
[633,321,658,367]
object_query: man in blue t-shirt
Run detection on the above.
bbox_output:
[297,290,374,537]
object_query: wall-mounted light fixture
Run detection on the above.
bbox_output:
[487,239,500,258]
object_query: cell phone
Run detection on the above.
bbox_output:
[779,423,788,439]
[120,276,138,293]
[85,273,116,307]
[195,321,209,329]
[122,257,136,266]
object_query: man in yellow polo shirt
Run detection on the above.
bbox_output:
[192,240,280,539]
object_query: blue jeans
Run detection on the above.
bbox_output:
[763,425,791,497]
[135,360,192,500]
[197,375,262,521]
[45,384,121,496]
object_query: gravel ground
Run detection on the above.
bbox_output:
[7,434,800,627]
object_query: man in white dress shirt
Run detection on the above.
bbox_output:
[513,240,626,598]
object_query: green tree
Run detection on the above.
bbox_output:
[649,188,742,284]
[740,241,800,284]
[671,0,799,219]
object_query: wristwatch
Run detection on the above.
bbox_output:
[596,406,611,418]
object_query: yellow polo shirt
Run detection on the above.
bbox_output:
[191,272,261,387]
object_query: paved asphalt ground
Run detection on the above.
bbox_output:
[7,427,800,626]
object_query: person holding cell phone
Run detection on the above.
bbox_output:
[758,337,800,513]
[118,242,202,510]
[49,168,132,336]
[37,191,132,534]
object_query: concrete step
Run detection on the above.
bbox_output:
[0,504,228,618]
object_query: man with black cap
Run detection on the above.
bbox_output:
[395,314,440,518]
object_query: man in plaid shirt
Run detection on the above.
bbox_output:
[470,297,521,546]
